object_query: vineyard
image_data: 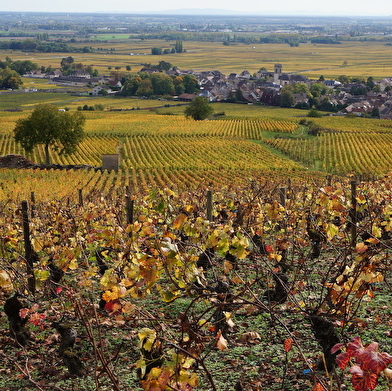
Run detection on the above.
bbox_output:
[2,109,392,199]
[1,103,392,390]
[1,172,392,391]
[0,113,307,200]
[264,116,392,176]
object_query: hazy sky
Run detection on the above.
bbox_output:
[0,0,391,17]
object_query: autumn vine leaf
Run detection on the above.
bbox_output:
[333,336,392,391]
[284,338,293,353]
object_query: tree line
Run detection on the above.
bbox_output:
[119,72,199,97]
[0,38,94,53]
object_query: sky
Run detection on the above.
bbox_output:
[0,0,391,17]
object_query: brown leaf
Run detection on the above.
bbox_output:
[240,331,261,344]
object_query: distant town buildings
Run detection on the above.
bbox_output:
[22,63,392,119]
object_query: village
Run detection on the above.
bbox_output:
[22,63,392,119]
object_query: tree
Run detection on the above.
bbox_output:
[307,109,322,118]
[14,104,85,165]
[158,61,172,71]
[150,73,174,95]
[280,87,294,108]
[184,97,214,121]
[182,74,199,94]
[151,47,162,55]
[338,75,350,84]
[292,83,309,94]
[0,67,23,89]
[371,106,380,118]
[60,56,74,71]
[174,40,183,53]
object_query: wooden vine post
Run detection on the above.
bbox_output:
[78,188,83,207]
[326,175,332,187]
[350,180,357,248]
[125,186,134,225]
[21,200,36,295]
[279,187,286,207]
[30,191,36,218]
[206,190,213,221]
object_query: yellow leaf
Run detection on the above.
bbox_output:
[223,260,233,274]
[326,223,338,240]
[0,269,13,292]
[68,258,78,270]
[372,225,382,238]
[138,328,157,351]
[164,188,175,197]
[102,290,118,302]
[173,213,188,229]
[216,330,228,351]
[34,270,50,282]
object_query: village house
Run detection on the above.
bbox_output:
[91,85,113,96]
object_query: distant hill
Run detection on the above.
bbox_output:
[130,8,392,17]
[137,8,248,16]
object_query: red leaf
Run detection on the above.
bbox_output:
[331,342,344,354]
[55,287,63,294]
[359,349,392,375]
[312,383,325,391]
[349,365,364,376]
[336,352,351,370]
[265,245,274,253]
[105,299,122,315]
[351,370,378,391]
[19,308,29,319]
[284,338,293,353]
[347,336,365,356]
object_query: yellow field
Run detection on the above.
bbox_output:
[5,40,392,79]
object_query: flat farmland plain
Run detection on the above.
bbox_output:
[3,39,392,79]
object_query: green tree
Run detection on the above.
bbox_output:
[14,104,85,165]
[366,76,375,90]
[310,82,330,98]
[0,67,23,89]
[136,78,153,96]
[338,75,350,84]
[174,40,183,53]
[11,60,39,75]
[371,106,380,118]
[150,73,174,95]
[182,74,199,94]
[60,56,74,72]
[235,88,244,102]
[184,96,214,121]
[151,47,162,55]
[307,109,323,118]
[280,87,294,108]
[158,60,172,71]
[121,77,141,96]
[292,83,309,94]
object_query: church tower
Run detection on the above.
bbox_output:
[274,63,282,84]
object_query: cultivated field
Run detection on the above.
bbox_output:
[2,93,392,200]
[3,39,392,79]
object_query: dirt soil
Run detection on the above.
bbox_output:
[0,155,35,169]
